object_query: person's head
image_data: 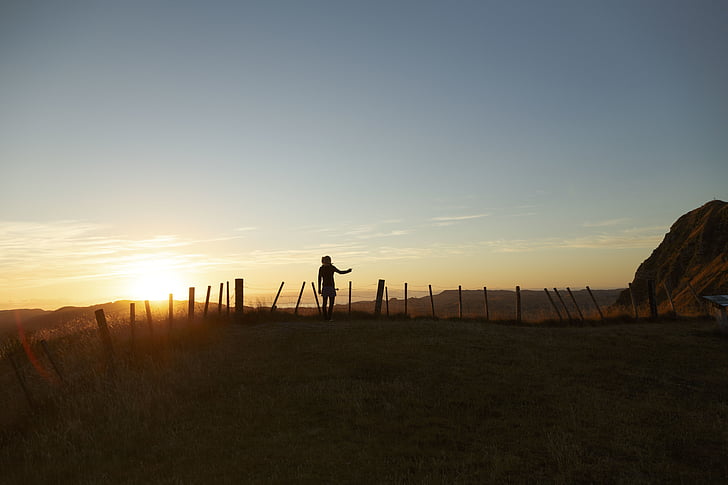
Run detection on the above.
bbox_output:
[321,255,332,265]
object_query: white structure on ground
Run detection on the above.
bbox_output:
[703,295,728,333]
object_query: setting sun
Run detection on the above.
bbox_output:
[124,257,185,301]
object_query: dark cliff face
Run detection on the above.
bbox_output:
[616,200,728,312]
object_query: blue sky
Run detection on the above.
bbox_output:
[1,1,726,309]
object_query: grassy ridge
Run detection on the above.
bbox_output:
[2,317,727,483]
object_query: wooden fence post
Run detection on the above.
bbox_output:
[385,286,390,317]
[94,309,115,373]
[271,282,284,312]
[204,285,211,318]
[168,294,174,326]
[553,288,573,322]
[544,288,563,321]
[188,287,195,321]
[566,287,585,322]
[348,281,352,316]
[404,282,408,317]
[647,280,658,319]
[311,282,321,315]
[144,300,153,335]
[218,283,223,315]
[144,300,153,334]
[9,353,34,410]
[628,283,639,319]
[40,339,64,384]
[235,279,244,316]
[130,302,136,348]
[483,286,489,321]
[295,281,306,315]
[585,286,604,321]
[226,281,230,317]
[429,284,436,319]
[516,285,522,323]
[458,285,463,319]
[374,279,385,316]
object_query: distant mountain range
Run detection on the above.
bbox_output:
[0,300,214,337]
[3,287,625,336]
[616,200,728,312]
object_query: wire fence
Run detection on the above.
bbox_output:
[174,277,703,322]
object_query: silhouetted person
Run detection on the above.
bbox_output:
[318,255,351,321]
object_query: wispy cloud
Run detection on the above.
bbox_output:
[430,213,489,227]
[432,214,489,222]
[344,224,410,239]
[582,218,632,228]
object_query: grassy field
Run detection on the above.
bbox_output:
[1,314,727,484]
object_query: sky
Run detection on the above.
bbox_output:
[1,0,727,310]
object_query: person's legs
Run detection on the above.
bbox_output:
[327,296,336,320]
[321,287,337,320]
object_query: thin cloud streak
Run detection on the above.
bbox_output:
[582,218,632,228]
[431,214,490,222]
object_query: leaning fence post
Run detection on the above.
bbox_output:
[94,309,115,374]
[545,288,563,321]
[40,339,64,384]
[429,284,436,319]
[385,286,390,317]
[374,279,385,316]
[295,281,306,315]
[204,285,211,318]
[218,283,224,315]
[311,282,321,315]
[553,288,573,322]
[9,353,34,410]
[516,286,522,323]
[566,287,584,322]
[271,282,284,312]
[585,286,604,321]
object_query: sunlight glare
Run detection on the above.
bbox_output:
[125,257,185,301]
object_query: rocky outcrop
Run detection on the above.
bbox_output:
[616,200,728,313]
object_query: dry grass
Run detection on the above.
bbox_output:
[1,314,727,483]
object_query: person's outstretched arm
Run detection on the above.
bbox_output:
[333,265,352,275]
